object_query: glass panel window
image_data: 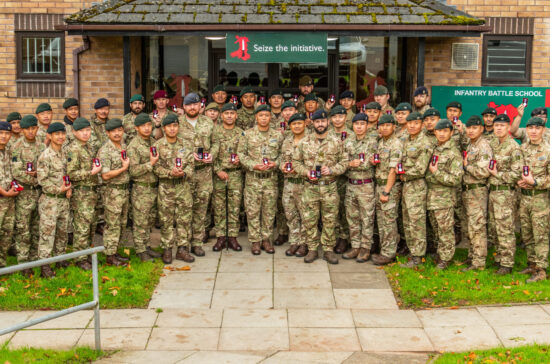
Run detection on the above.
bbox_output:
[17,32,65,80]
[482,35,532,85]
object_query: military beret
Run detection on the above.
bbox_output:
[446,101,462,110]
[35,103,52,114]
[163,113,179,126]
[531,107,548,117]
[493,114,510,124]
[365,102,381,111]
[47,122,65,134]
[352,113,368,123]
[213,84,226,93]
[6,112,22,123]
[105,118,123,131]
[288,113,306,125]
[406,112,423,122]
[311,109,328,120]
[413,86,429,97]
[269,89,283,97]
[63,98,79,109]
[329,105,346,117]
[434,119,453,131]
[205,102,219,112]
[378,114,395,125]
[134,113,152,127]
[130,94,145,103]
[281,100,296,111]
[221,103,237,113]
[423,108,440,119]
[183,93,200,105]
[72,117,91,131]
[481,107,497,116]
[153,90,168,100]
[374,85,389,96]
[526,117,545,127]
[465,115,483,127]
[254,104,271,115]
[303,93,318,103]
[239,86,255,98]
[299,75,313,87]
[339,90,354,100]
[20,115,38,129]
[94,98,110,109]
[395,102,413,113]
[0,121,11,132]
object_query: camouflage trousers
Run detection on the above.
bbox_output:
[14,188,40,263]
[375,182,402,258]
[158,180,192,249]
[402,179,427,257]
[102,186,129,256]
[428,207,456,262]
[243,173,278,243]
[276,173,289,236]
[463,186,488,267]
[38,194,70,260]
[455,186,466,240]
[0,197,15,266]
[212,170,243,238]
[71,187,98,261]
[131,184,157,254]
[336,176,349,240]
[282,178,305,246]
[345,181,375,249]
[189,167,213,247]
[519,192,550,269]
[302,181,339,251]
[489,189,516,268]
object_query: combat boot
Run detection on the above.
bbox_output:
[191,246,205,257]
[251,242,261,255]
[106,255,127,267]
[436,260,450,270]
[356,248,370,263]
[176,246,195,263]
[323,251,339,265]
[333,238,349,254]
[462,264,484,272]
[526,268,546,283]
[162,248,173,264]
[401,256,422,268]
[213,237,226,251]
[261,240,275,254]
[40,265,56,278]
[137,252,153,262]
[371,254,394,266]
[285,244,299,256]
[295,244,308,257]
[495,266,512,275]
[342,248,359,260]
[21,268,34,277]
[304,250,318,263]
[76,260,92,271]
[146,247,162,258]
[228,237,242,251]
[115,253,129,262]
[520,262,536,275]
[274,235,288,246]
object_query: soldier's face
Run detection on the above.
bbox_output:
[65,106,79,121]
[74,127,92,143]
[406,119,423,136]
[184,102,201,118]
[205,109,219,122]
[299,84,313,96]
[0,130,11,146]
[395,111,410,126]
[424,116,439,131]
[9,120,21,134]
[434,128,452,143]
[366,109,380,122]
[340,98,354,110]
[466,125,484,140]
[483,114,496,127]
[22,126,38,141]
[446,107,461,120]
[352,120,367,137]
[378,123,395,138]
[49,131,66,147]
[37,111,52,125]
[136,123,152,138]
[154,97,169,110]
[130,101,144,115]
[212,91,227,104]
[313,118,328,134]
[290,120,305,135]
[222,110,237,126]
[269,95,284,109]
[95,106,110,120]
[527,125,544,142]
[493,122,510,138]
[164,122,179,138]
[256,111,271,128]
[241,93,255,108]
[414,94,428,108]
[374,94,389,107]
[304,101,318,113]
[331,114,346,129]
[107,127,124,143]
[281,107,296,121]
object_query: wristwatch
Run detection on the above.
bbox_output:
[381,191,390,197]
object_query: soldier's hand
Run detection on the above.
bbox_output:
[399,174,405,182]
[379,193,389,203]
[3,186,19,197]
[307,172,318,182]
[170,166,181,176]
[91,163,102,175]
[217,171,229,181]
[321,166,331,176]
[325,99,335,110]
[150,151,160,166]
[487,165,498,176]
[25,170,38,177]
[121,156,130,170]
[349,159,361,168]
[266,161,277,169]
[463,156,468,167]
[66,189,72,199]
[521,170,535,186]
[253,164,267,171]
[231,155,240,165]
[517,103,525,117]
[60,181,72,192]
[428,161,438,173]
[369,156,376,166]
[203,153,213,164]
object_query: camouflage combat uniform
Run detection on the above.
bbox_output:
[236,107,256,131]
[0,146,15,266]
[297,95,326,114]
[36,123,49,145]
[381,104,395,116]
[89,115,108,153]
[122,112,138,143]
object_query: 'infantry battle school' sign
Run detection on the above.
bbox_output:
[226,32,327,63]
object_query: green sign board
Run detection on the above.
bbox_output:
[226,32,327,63]
[431,86,550,127]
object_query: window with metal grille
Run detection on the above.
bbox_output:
[482,35,532,86]
[16,32,65,81]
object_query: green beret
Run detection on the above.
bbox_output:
[329,105,346,117]
[304,93,318,103]
[20,115,37,128]
[35,103,52,114]
[281,100,296,111]
[221,103,237,112]
[481,107,497,116]
[434,119,453,131]
[105,118,123,131]
[289,113,306,125]
[465,115,483,127]
[47,122,65,134]
[446,101,462,110]
[239,86,254,98]
[406,112,423,122]
[365,102,381,111]
[73,117,90,131]
[255,104,271,114]
[493,114,510,124]
[163,113,179,126]
[374,85,389,96]
[269,89,283,98]
[526,117,545,127]
[213,84,226,93]
[6,112,22,123]
[205,102,219,112]
[352,113,368,123]
[395,103,412,113]
[129,94,145,103]
[134,113,152,127]
[378,114,395,125]
[63,98,79,109]
[423,108,440,119]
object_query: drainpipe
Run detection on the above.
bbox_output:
[72,36,90,100]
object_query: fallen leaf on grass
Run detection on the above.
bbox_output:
[101,276,110,283]
[23,284,30,289]
[522,290,530,295]
[0,286,6,294]
[110,289,118,296]
[124,249,130,256]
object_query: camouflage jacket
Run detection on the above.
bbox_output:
[463,136,492,185]
[0,147,13,191]
[400,132,433,182]
[37,146,68,195]
[238,126,282,172]
[488,136,522,186]
[521,140,550,190]
[366,125,379,141]
[297,95,326,114]
[483,129,498,144]
[426,140,464,210]
[36,123,48,145]
[98,139,129,186]
[89,115,109,155]
[11,138,45,186]
[63,116,75,149]
[344,134,377,179]
[381,104,394,115]
[178,114,218,166]
[270,111,284,130]
[422,129,438,148]
[413,104,430,115]
[212,124,244,174]
[293,133,347,181]
[515,127,550,145]
[152,137,194,180]
[7,134,23,153]
[345,109,355,129]
[236,107,256,131]
[328,125,353,142]
[279,134,305,178]
[66,140,99,187]
[375,134,402,181]
[122,112,137,143]
[394,125,409,143]
[127,135,158,183]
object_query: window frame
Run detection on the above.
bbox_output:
[481,34,532,86]
[16,31,65,81]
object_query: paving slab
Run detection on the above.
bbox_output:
[156,308,223,328]
[179,351,269,364]
[94,351,195,364]
[357,328,434,352]
[541,304,550,316]
[0,311,36,329]
[330,272,390,289]
[156,272,216,290]
[166,258,220,273]
[327,260,380,273]
[97,309,157,328]
[288,309,354,328]
[148,290,212,309]
[289,328,361,352]
[424,325,502,352]
[211,289,273,309]
[274,289,336,309]
[274,258,329,273]
[352,309,422,328]
[343,352,429,364]
[333,289,398,309]
[478,305,550,326]
[222,308,287,328]
[215,272,272,289]
[9,329,84,349]
[493,324,550,347]
[78,328,150,350]
[274,272,332,289]
[25,310,92,329]
[262,351,353,364]
[417,308,489,327]
[219,256,273,273]
[218,327,289,351]
[147,328,220,351]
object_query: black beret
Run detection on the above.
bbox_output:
[6,112,22,123]
[288,113,306,125]
[304,93,318,103]
[221,103,238,112]
[413,86,428,97]
[395,103,412,113]
[406,112,423,121]
[531,107,547,117]
[526,117,545,127]
[446,101,462,110]
[423,108,440,119]
[311,109,328,120]
[465,115,483,127]
[434,119,453,131]
[339,90,354,100]
[63,98,79,109]
[365,102,381,111]
[163,113,179,126]
[134,113,152,127]
[329,105,346,116]
[94,98,110,109]
[281,100,296,111]
[378,114,396,125]
[20,115,38,129]
[352,113,368,123]
[254,104,271,114]
[35,103,52,114]
[269,89,283,97]
[239,86,254,98]
[73,117,91,131]
[183,93,200,105]
[47,122,65,134]
[493,114,510,123]
[0,121,12,131]
[481,107,497,116]
[105,118,123,131]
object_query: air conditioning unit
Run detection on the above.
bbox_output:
[451,43,479,71]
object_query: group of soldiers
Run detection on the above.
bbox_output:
[0,75,548,284]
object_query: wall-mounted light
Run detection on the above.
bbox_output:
[205,36,226,41]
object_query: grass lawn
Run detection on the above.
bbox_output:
[0,248,164,310]
[385,248,550,309]
[431,344,550,363]
[0,346,107,364]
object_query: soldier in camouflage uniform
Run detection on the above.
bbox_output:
[36,122,72,278]
[337,90,356,129]
[482,107,500,246]
[269,89,285,130]
[293,109,347,264]
[426,119,464,270]
[122,94,145,143]
[399,112,433,268]
[6,112,22,151]
[11,115,44,273]
[374,86,394,115]
[211,84,228,110]
[0,122,18,268]
[422,108,439,147]
[153,114,195,264]
[487,114,523,275]
[98,118,130,266]
[204,103,220,124]
[90,98,110,153]
[151,90,178,140]
[481,107,498,142]
[517,117,550,283]
[62,98,79,148]
[394,103,412,142]
[211,103,244,252]
[236,86,257,131]
[66,118,101,270]
[342,113,377,262]
[462,115,493,271]
[412,86,430,115]
[365,102,382,140]
[511,106,550,144]
[35,103,53,145]
[296,75,325,114]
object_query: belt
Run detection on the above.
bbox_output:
[489,185,513,192]
[134,181,158,188]
[43,192,65,199]
[348,178,373,185]
[287,177,304,184]
[249,171,274,179]
[106,183,129,190]
[159,178,183,185]
[521,189,548,196]
[73,185,97,191]
[405,177,424,182]
[307,179,336,186]
[195,164,211,171]
[223,168,242,173]
[19,183,40,191]
[376,179,387,185]
[464,183,486,191]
